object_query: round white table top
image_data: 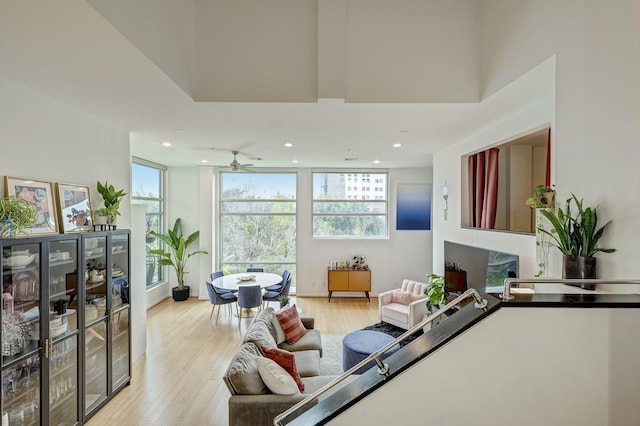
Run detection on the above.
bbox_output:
[212,272,283,291]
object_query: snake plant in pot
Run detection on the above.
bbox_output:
[537,194,615,289]
[149,218,208,301]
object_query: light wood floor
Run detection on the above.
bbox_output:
[86,296,379,426]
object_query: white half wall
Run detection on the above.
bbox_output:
[329,307,640,425]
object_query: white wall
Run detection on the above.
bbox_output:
[472,0,640,283]
[433,57,555,279]
[0,76,131,224]
[170,166,433,299]
[329,307,640,425]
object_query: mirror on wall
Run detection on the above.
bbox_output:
[461,127,550,234]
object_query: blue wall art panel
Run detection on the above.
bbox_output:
[396,183,431,230]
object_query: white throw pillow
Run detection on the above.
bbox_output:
[256,357,300,395]
[271,311,287,344]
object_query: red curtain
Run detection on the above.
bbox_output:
[468,148,499,228]
[545,128,551,187]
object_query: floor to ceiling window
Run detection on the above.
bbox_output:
[219,172,297,287]
[131,158,166,287]
[312,171,388,238]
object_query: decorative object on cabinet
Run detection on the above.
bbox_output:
[536,194,615,289]
[4,176,59,235]
[95,181,127,225]
[327,268,371,302]
[150,218,207,301]
[0,195,38,238]
[56,182,93,233]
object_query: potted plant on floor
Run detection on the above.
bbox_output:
[95,181,127,225]
[277,295,290,309]
[423,273,454,330]
[149,218,208,301]
[0,196,38,238]
[537,194,615,289]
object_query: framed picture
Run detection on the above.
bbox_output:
[4,176,59,235]
[56,182,93,233]
[396,183,432,230]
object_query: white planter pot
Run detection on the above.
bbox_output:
[94,215,108,225]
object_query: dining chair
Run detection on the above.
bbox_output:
[237,284,262,321]
[210,270,234,293]
[264,269,290,292]
[262,271,292,308]
[246,267,264,273]
[205,281,238,324]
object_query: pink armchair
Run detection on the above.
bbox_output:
[378,279,429,330]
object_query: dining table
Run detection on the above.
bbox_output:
[212,272,283,317]
[211,272,283,292]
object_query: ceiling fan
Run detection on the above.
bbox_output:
[229,150,254,171]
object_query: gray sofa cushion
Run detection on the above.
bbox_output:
[244,320,278,349]
[279,329,323,357]
[292,350,321,377]
[224,342,268,395]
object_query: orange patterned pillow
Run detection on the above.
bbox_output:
[261,345,305,391]
[275,304,307,344]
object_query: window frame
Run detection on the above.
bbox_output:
[312,169,389,240]
[131,157,166,288]
[218,170,298,283]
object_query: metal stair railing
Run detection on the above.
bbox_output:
[500,278,640,300]
[273,288,489,426]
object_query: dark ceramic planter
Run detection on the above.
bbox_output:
[172,285,190,301]
[562,255,597,290]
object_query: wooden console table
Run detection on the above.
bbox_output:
[328,268,371,302]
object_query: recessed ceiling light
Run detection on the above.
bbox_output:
[162,141,172,147]
[284,143,293,148]
[292,159,298,163]
[373,160,381,164]
[393,143,402,148]
[200,159,208,163]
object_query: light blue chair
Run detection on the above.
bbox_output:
[205,281,238,324]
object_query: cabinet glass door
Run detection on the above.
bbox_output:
[48,238,79,425]
[49,337,77,425]
[2,242,41,425]
[110,233,130,392]
[83,235,108,415]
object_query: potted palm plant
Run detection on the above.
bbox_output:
[537,194,615,289]
[0,196,38,238]
[149,218,208,301]
[95,181,127,225]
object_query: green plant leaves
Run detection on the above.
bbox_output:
[149,218,208,289]
[537,194,615,258]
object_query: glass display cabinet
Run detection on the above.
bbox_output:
[1,235,81,426]
[1,230,130,425]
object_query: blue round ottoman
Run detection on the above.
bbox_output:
[342,330,401,374]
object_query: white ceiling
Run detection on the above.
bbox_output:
[0,1,538,169]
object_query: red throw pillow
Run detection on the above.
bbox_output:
[275,304,307,344]
[261,345,305,391]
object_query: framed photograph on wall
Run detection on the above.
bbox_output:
[4,176,59,235]
[56,182,93,233]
